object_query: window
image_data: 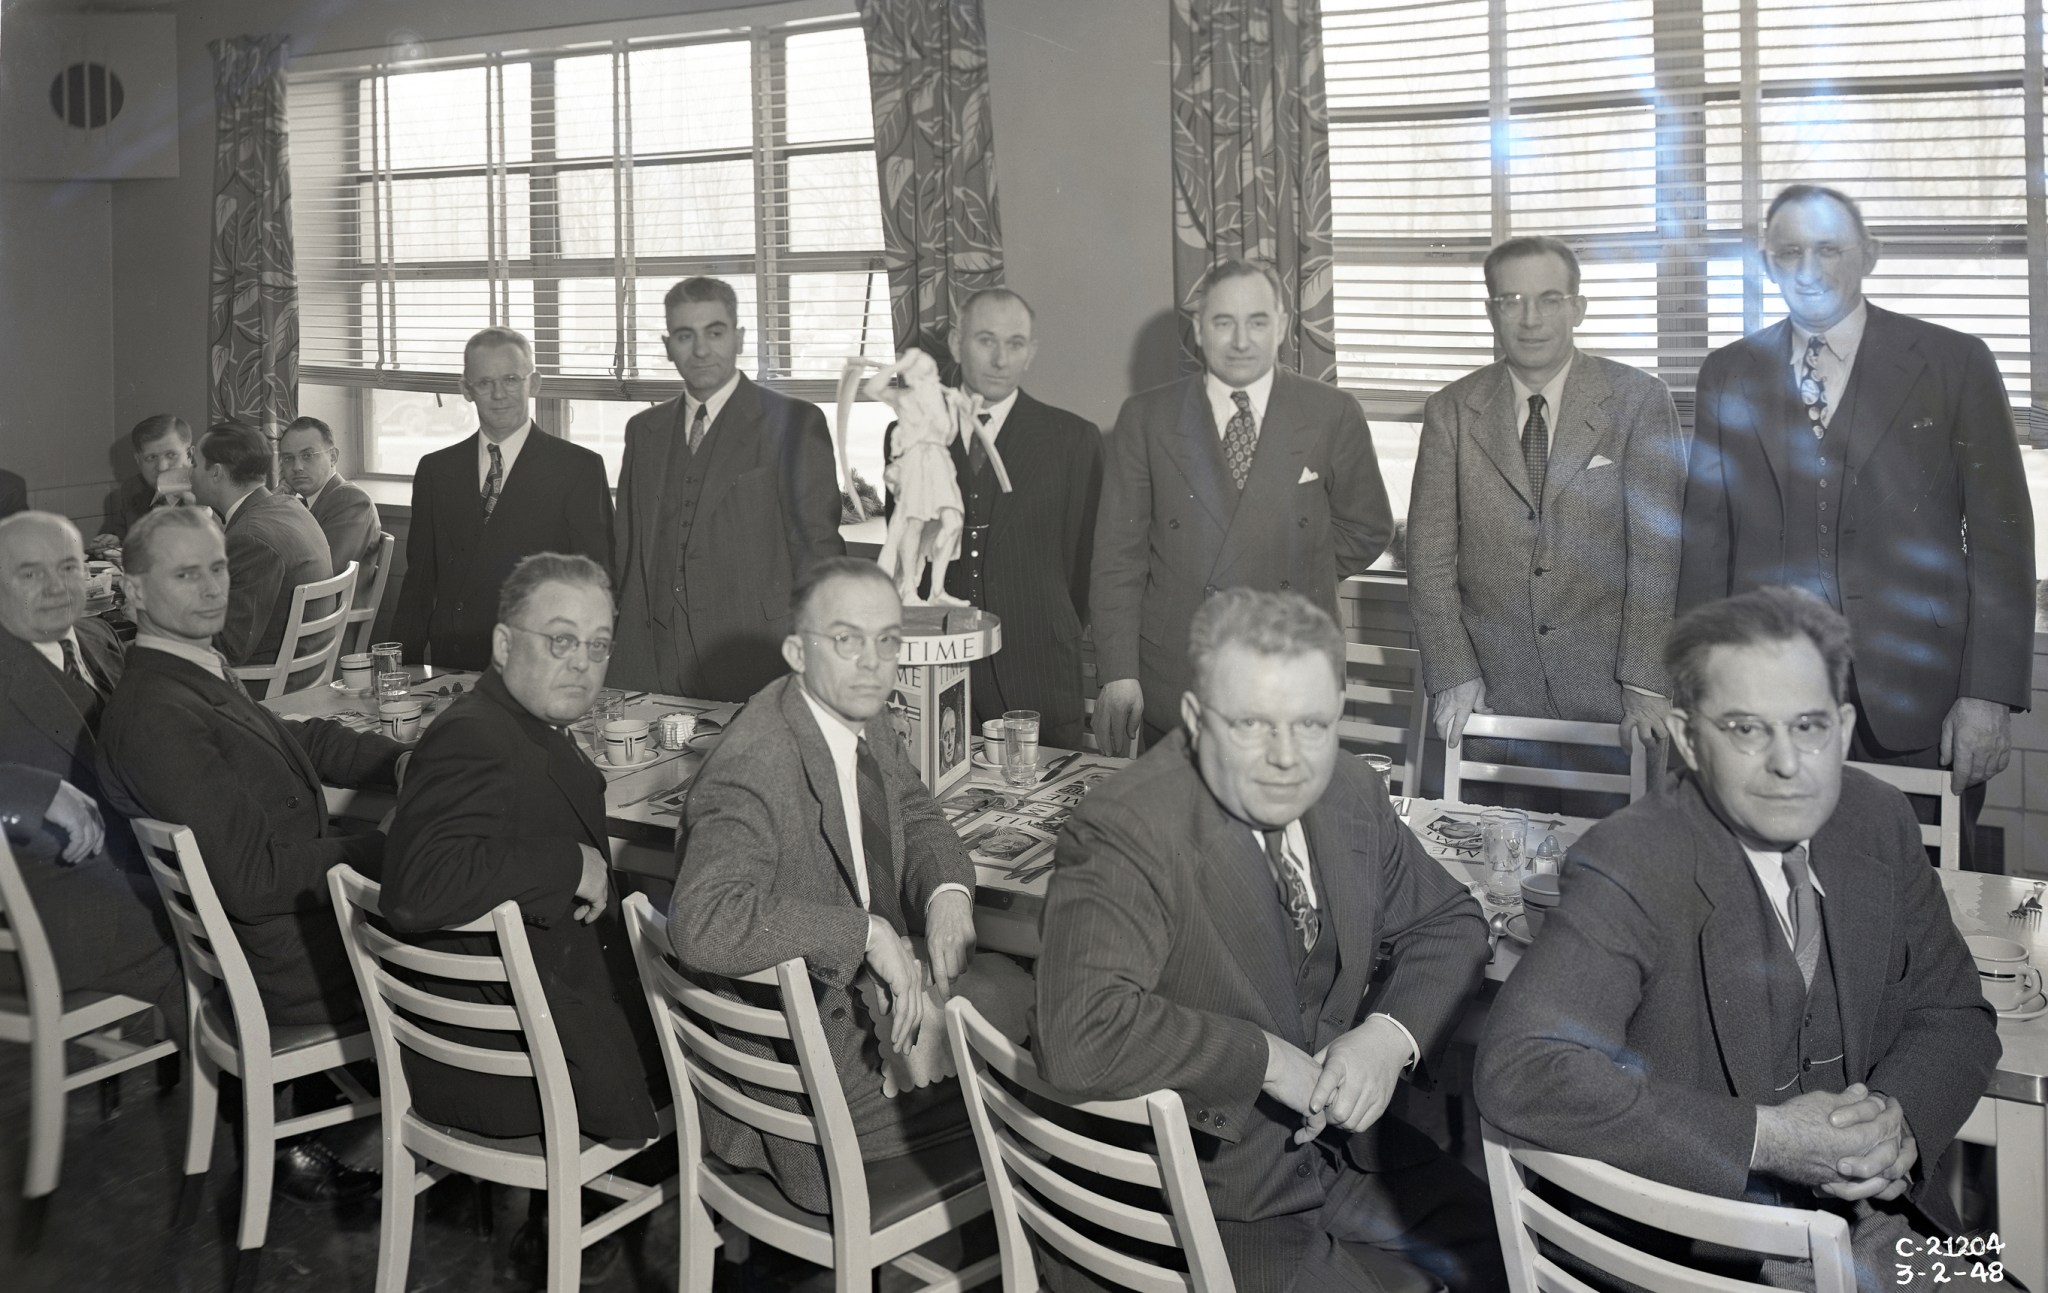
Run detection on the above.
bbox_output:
[289,2,895,476]
[1322,0,2042,427]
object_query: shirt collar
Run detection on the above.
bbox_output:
[1791,299,1868,365]
[221,486,262,528]
[1508,351,1576,420]
[480,420,533,474]
[27,627,80,671]
[134,633,228,679]
[975,388,1021,439]
[1740,841,1827,896]
[799,682,864,768]
[1205,367,1277,423]
[302,474,338,508]
[685,371,744,431]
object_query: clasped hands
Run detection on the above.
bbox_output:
[1261,1017,1410,1145]
[861,889,977,1055]
[1753,1083,1918,1203]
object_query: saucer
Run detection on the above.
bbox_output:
[602,747,661,768]
[1502,913,1535,947]
[1997,990,2048,1021]
[686,730,722,752]
[331,679,373,693]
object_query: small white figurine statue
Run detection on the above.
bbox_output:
[837,347,1012,606]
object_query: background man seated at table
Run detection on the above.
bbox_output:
[382,551,663,1282]
[1477,586,2000,1285]
[0,511,181,1047]
[668,556,980,1214]
[1035,588,1501,1293]
[278,415,381,583]
[93,413,193,549]
[96,506,409,1203]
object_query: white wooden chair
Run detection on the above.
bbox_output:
[944,996,1235,1292]
[623,893,996,1293]
[130,819,379,1273]
[1481,1121,1854,1293]
[329,866,674,1293]
[1444,713,1648,806]
[1848,760,1963,869]
[343,532,396,658]
[0,830,177,1235]
[1339,642,1429,795]
[231,560,358,700]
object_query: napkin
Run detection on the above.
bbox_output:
[856,942,1033,1098]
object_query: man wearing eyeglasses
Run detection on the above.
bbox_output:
[1479,586,1999,1284]
[1038,588,1501,1293]
[278,415,380,581]
[391,327,615,671]
[1678,184,2033,872]
[1407,235,1686,814]
[669,556,984,1214]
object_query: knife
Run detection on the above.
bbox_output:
[1037,751,1083,784]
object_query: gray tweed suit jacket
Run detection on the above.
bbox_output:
[1407,352,1687,721]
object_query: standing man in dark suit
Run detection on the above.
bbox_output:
[1092,260,1393,753]
[0,469,25,519]
[1036,589,1500,1293]
[96,507,406,1200]
[936,288,1101,751]
[1478,587,2001,1281]
[391,327,615,671]
[279,415,382,580]
[669,557,978,1213]
[611,277,845,701]
[1678,184,2033,869]
[190,421,341,690]
[0,511,180,1044]
[1408,236,1686,809]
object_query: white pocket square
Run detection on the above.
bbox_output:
[1587,454,1616,469]
[1299,466,1321,484]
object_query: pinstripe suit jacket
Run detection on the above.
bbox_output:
[1034,733,1489,1289]
[1406,353,1686,721]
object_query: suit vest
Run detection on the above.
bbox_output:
[1778,350,1862,611]
[660,405,726,616]
[1752,877,1849,1101]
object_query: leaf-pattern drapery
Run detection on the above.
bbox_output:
[208,36,299,437]
[1170,0,1336,383]
[856,0,1005,351]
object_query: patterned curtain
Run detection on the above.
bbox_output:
[855,0,1005,351]
[208,36,299,438]
[1170,0,1336,383]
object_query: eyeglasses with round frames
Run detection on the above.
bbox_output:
[277,448,337,467]
[1692,711,1839,755]
[504,622,613,662]
[804,628,903,661]
[1486,291,1577,318]
[1205,708,1340,750]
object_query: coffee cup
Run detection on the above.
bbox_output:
[604,719,652,766]
[981,718,1006,761]
[339,653,376,694]
[378,699,425,744]
[1966,933,2044,1012]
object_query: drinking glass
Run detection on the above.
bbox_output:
[375,670,411,702]
[370,641,404,678]
[1002,710,1041,788]
[1482,808,1528,906]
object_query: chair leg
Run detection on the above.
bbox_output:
[15,1195,49,1255]
[24,1017,65,1199]
[473,1178,496,1239]
[682,1198,717,1293]
[373,1150,416,1293]
[99,1073,122,1122]
[235,1075,276,1252]
[230,1246,262,1293]
[183,1043,221,1176]
[547,1186,581,1293]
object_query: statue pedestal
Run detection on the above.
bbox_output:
[890,607,1001,798]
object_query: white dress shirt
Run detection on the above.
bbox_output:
[1507,352,1575,458]
[1740,841,1827,953]
[683,372,743,439]
[1787,300,1869,430]
[477,420,534,491]
[220,488,257,528]
[31,629,83,676]
[974,388,1020,442]
[133,634,228,679]
[1205,368,1277,444]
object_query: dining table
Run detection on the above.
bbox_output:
[268,671,2046,1284]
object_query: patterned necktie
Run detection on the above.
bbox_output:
[1222,389,1258,490]
[1798,333,1828,438]
[855,737,906,934]
[1780,844,1821,990]
[687,402,710,454]
[1264,829,1320,953]
[482,442,503,518]
[968,411,990,478]
[1522,393,1550,506]
[59,637,105,729]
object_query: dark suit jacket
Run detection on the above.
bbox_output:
[391,428,615,671]
[610,376,845,700]
[0,622,179,1022]
[1408,354,1686,720]
[306,475,382,580]
[218,487,339,689]
[941,391,1102,750]
[668,674,974,1210]
[1677,305,2035,751]
[0,470,25,519]
[382,669,661,1140]
[1091,371,1393,737]
[1034,733,1489,1288]
[95,646,405,1027]
[1475,771,1998,1233]
[99,478,159,541]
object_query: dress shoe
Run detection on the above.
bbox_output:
[274,1138,381,1205]
[510,1217,622,1287]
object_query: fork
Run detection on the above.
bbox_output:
[2009,882,2045,926]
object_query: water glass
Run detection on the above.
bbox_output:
[370,641,404,678]
[1482,808,1528,907]
[375,670,411,702]
[1002,709,1041,788]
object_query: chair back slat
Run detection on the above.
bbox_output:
[344,531,396,658]
[995,1131,1179,1246]
[1847,760,1962,868]
[234,561,357,700]
[673,1013,807,1094]
[361,922,511,983]
[132,819,272,1051]
[1010,1187,1200,1293]
[668,974,793,1040]
[387,1013,536,1079]
[683,1061,820,1144]
[1522,1192,1776,1293]
[979,1074,1163,1187]
[1446,713,1648,807]
[372,965,523,1032]
[1339,640,1427,795]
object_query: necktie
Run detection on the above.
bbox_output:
[967,412,990,478]
[1798,333,1828,438]
[1780,844,1821,990]
[855,738,906,934]
[482,442,503,519]
[1264,829,1320,954]
[1222,389,1258,490]
[1522,393,1550,507]
[59,637,105,729]
[687,402,710,454]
